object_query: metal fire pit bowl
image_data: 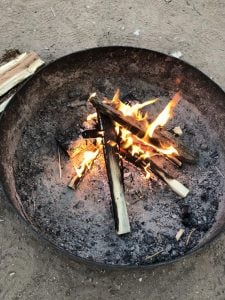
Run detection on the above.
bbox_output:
[0,47,225,269]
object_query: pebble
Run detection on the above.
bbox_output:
[73,201,85,209]
[166,244,172,252]
[139,277,143,282]
[200,143,208,150]
[170,50,183,58]
[133,29,140,36]
[171,250,177,257]
[202,216,207,222]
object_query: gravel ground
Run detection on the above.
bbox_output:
[0,0,225,299]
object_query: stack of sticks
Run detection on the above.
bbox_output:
[57,92,198,235]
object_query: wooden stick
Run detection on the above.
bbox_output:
[89,96,197,164]
[120,148,189,198]
[0,52,44,97]
[81,129,104,139]
[98,112,130,235]
[68,167,89,190]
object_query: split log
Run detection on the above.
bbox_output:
[89,95,197,164]
[98,112,130,235]
[120,148,189,198]
[0,52,44,97]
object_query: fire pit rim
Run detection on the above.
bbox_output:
[0,45,225,269]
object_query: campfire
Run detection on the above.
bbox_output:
[57,89,197,235]
[3,47,223,266]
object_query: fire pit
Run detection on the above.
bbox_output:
[0,46,225,268]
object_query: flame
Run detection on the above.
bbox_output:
[144,163,152,179]
[146,92,181,138]
[74,89,181,185]
[75,149,99,178]
[111,89,158,122]
[110,90,181,159]
[87,112,97,122]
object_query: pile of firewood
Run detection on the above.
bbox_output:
[58,91,198,235]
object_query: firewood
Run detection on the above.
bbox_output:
[89,95,197,164]
[98,112,130,235]
[81,129,103,139]
[0,52,44,97]
[0,95,13,113]
[120,148,189,198]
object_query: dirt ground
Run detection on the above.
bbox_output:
[0,0,225,299]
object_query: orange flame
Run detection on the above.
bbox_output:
[75,149,99,177]
[77,89,181,184]
[146,92,181,138]
[111,89,158,122]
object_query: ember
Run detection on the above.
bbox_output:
[62,89,195,235]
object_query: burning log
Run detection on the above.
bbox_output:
[98,112,130,235]
[68,149,99,189]
[89,95,197,164]
[56,133,100,189]
[81,129,104,139]
[120,148,189,198]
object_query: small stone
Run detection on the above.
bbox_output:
[166,244,172,252]
[171,250,177,257]
[133,29,140,36]
[9,272,15,277]
[200,143,208,150]
[139,277,143,282]
[202,216,207,222]
[172,214,177,219]
[170,50,183,58]
[173,126,183,136]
